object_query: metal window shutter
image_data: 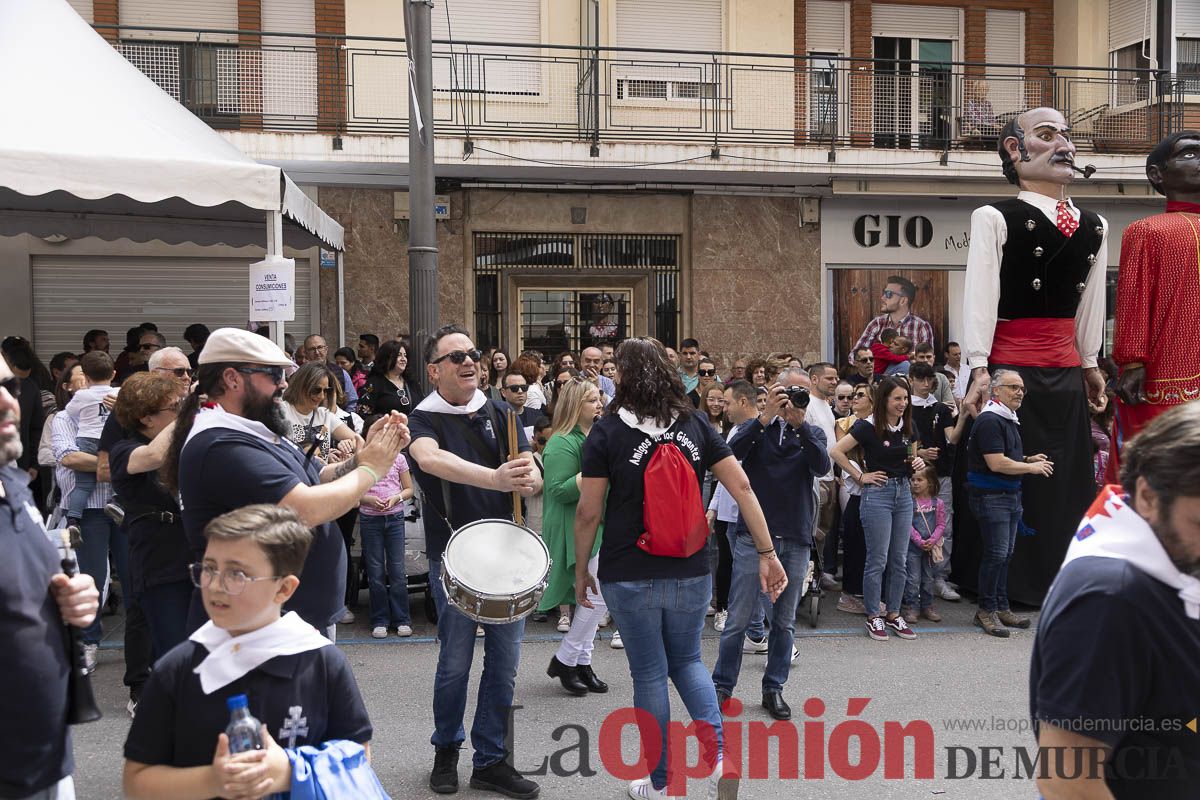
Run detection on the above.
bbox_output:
[432,0,540,44]
[806,0,848,54]
[30,256,312,357]
[67,0,93,24]
[120,0,238,43]
[1109,0,1150,51]
[871,4,960,40]
[985,9,1024,65]
[615,0,723,52]
[1177,0,1200,38]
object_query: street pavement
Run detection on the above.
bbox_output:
[73,593,1042,799]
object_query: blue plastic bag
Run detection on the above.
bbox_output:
[274,740,391,800]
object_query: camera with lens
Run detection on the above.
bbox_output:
[783,386,810,409]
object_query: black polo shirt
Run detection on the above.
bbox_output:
[124,641,371,771]
[1030,556,1200,798]
[967,411,1024,474]
[0,464,72,797]
[848,419,912,478]
[910,400,956,479]
[179,428,346,630]
[109,432,190,595]
[581,412,732,583]
[407,399,531,561]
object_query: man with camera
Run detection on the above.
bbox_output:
[712,367,830,721]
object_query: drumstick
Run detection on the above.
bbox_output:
[506,407,525,526]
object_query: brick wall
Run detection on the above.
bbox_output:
[238,0,263,130]
[315,0,346,133]
[94,0,118,42]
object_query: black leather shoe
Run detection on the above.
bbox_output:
[762,691,791,721]
[470,759,540,798]
[546,656,588,696]
[716,689,732,714]
[575,663,608,693]
[430,746,459,794]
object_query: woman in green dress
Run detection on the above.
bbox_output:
[541,376,609,696]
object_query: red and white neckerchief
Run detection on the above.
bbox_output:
[1055,200,1078,237]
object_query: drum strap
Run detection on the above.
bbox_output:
[425,403,509,531]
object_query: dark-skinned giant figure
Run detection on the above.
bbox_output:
[957,107,1108,604]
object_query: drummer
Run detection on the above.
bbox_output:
[407,324,542,800]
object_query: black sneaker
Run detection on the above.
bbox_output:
[430,746,460,794]
[470,760,540,799]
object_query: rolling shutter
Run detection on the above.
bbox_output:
[615,0,724,52]
[66,0,93,24]
[985,10,1024,65]
[871,4,961,41]
[430,0,541,94]
[432,0,540,45]
[30,256,313,356]
[1177,0,1200,38]
[807,0,849,54]
[120,0,238,43]
[1108,0,1150,51]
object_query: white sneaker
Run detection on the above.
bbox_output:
[791,643,800,662]
[610,631,624,649]
[742,634,768,654]
[628,777,666,799]
[935,581,962,602]
[598,612,611,628]
[371,626,388,639]
[338,608,355,625]
[713,610,728,632]
[82,643,98,675]
[126,698,137,719]
[557,613,571,633]
[396,624,413,637]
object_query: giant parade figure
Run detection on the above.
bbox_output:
[1111,131,1200,472]
[959,107,1109,604]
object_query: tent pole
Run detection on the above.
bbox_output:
[266,210,285,350]
[337,250,346,348]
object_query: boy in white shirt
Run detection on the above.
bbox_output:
[63,351,118,526]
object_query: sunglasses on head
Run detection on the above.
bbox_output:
[236,365,286,384]
[432,348,482,365]
[698,368,716,377]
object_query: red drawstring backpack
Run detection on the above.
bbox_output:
[638,428,709,558]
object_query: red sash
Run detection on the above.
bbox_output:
[990,318,1080,367]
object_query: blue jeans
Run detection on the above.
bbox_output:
[65,438,99,519]
[859,480,913,617]
[602,574,721,792]
[76,508,128,644]
[713,535,810,695]
[428,559,525,768]
[970,492,1021,612]
[141,580,191,657]
[903,542,935,610]
[359,513,411,627]
[725,525,765,639]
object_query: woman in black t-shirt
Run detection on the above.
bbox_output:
[830,377,926,642]
[359,339,424,419]
[575,338,786,797]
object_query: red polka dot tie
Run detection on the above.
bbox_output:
[1056,200,1078,237]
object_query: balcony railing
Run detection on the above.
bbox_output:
[103,26,1186,155]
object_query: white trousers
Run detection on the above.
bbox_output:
[555,554,607,666]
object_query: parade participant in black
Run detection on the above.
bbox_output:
[1030,402,1200,799]
[162,328,408,637]
[0,354,101,800]
[960,106,1108,604]
[406,324,541,799]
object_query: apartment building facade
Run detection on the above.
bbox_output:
[6,0,1186,365]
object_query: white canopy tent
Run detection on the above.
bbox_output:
[0,0,345,343]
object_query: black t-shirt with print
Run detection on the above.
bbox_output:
[910,401,956,478]
[848,418,912,478]
[581,411,732,583]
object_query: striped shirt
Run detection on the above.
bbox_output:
[850,312,935,364]
[50,412,113,510]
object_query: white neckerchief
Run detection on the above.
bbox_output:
[1017,190,1078,223]
[910,393,937,408]
[414,389,487,416]
[978,399,1020,425]
[864,414,902,433]
[184,403,289,449]
[190,612,330,694]
[1060,486,1200,620]
[617,407,677,438]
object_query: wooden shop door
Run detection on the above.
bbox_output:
[833,269,950,366]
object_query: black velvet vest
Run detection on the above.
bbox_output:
[988,199,1104,319]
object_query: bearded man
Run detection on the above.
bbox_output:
[959,107,1108,604]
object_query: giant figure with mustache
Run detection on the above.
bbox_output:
[957,107,1109,604]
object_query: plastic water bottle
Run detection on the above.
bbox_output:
[225,694,264,754]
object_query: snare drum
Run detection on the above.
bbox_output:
[441,519,551,624]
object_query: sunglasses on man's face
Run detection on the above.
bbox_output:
[882,289,906,299]
[504,384,529,393]
[236,366,286,384]
[836,394,852,401]
[432,348,482,365]
[155,367,192,379]
[698,369,716,377]
[857,357,874,364]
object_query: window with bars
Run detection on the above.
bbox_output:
[472,232,680,353]
[121,40,240,126]
[616,78,716,101]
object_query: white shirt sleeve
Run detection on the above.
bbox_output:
[963,205,1007,370]
[1075,213,1108,370]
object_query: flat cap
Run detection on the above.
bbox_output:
[198,327,293,367]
